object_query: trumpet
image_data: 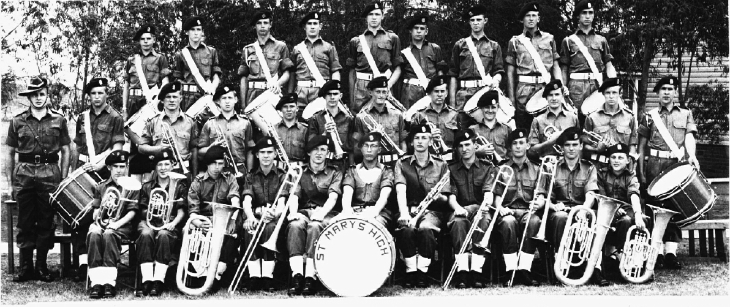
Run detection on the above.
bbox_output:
[443,165,514,290]
[324,112,346,159]
[228,164,303,293]
[424,119,452,159]
[386,93,407,112]
[258,114,291,168]
[214,124,244,177]
[619,205,677,284]
[147,172,186,231]
[96,177,142,229]
[176,202,240,296]
[583,129,616,148]
[162,122,189,174]
[474,133,503,162]
[408,171,450,226]
[359,113,406,157]
[554,194,621,286]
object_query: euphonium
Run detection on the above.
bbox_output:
[228,164,303,293]
[619,204,678,284]
[162,122,189,174]
[554,194,621,286]
[214,124,244,177]
[360,113,406,157]
[96,176,141,229]
[146,172,186,231]
[324,112,345,159]
[443,165,514,290]
[176,202,240,296]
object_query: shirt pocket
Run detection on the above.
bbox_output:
[92,124,112,147]
[671,116,687,144]
[459,49,474,72]
[145,64,160,82]
[573,178,587,198]
[521,178,536,197]
[198,57,212,76]
[315,176,331,193]
[424,54,437,75]
[16,124,36,149]
[615,125,632,142]
[589,42,604,64]
[265,52,281,73]
[43,126,62,149]
[376,41,393,65]
[478,45,494,65]
[537,42,553,65]
[247,52,261,76]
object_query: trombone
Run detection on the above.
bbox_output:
[162,122,190,174]
[407,171,450,226]
[214,124,244,177]
[359,113,406,157]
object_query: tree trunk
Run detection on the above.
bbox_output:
[638,33,655,115]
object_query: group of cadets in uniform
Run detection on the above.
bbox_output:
[7,0,702,298]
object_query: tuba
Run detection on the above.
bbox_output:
[360,113,406,157]
[619,204,677,284]
[214,124,244,177]
[554,194,621,286]
[162,122,189,174]
[96,177,141,229]
[443,165,514,289]
[228,164,303,293]
[147,172,186,231]
[176,202,240,296]
[324,112,346,160]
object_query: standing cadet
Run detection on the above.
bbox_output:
[560,0,617,126]
[238,10,293,110]
[583,78,637,166]
[286,135,342,296]
[399,15,447,109]
[468,90,511,162]
[173,16,222,112]
[198,85,255,174]
[87,150,139,298]
[449,5,505,111]
[484,129,541,286]
[506,2,562,129]
[638,75,700,270]
[290,12,342,118]
[123,25,171,182]
[346,1,404,113]
[394,124,451,288]
[138,81,199,176]
[7,78,71,282]
[240,137,287,292]
[447,129,494,288]
[527,80,579,159]
[273,94,309,167]
[306,80,354,170]
[411,76,460,161]
[70,77,125,282]
[353,77,408,165]
[136,149,188,296]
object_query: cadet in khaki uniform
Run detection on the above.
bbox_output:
[527,80,579,159]
[239,10,293,110]
[346,1,404,113]
[307,80,354,170]
[7,78,71,282]
[468,90,512,163]
[353,77,408,165]
[173,16,222,112]
[399,15,447,109]
[506,2,562,129]
[411,76,460,161]
[122,25,170,119]
[394,124,451,288]
[273,94,309,166]
[286,135,343,296]
[290,12,342,117]
[638,75,700,270]
[583,78,638,166]
[449,5,505,111]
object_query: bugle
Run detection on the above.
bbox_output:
[583,129,616,148]
[95,177,141,229]
[162,122,189,174]
[443,165,514,289]
[474,133,503,162]
[325,112,346,159]
[424,119,452,159]
[386,94,407,112]
[214,124,244,177]
[619,204,677,284]
[360,113,406,157]
[408,171,450,226]
[147,172,186,231]
[259,114,291,168]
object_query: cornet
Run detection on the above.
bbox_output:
[259,114,291,168]
[583,129,616,148]
[96,177,142,229]
[360,113,406,157]
[214,124,244,177]
[619,204,678,284]
[147,172,186,231]
[162,122,189,174]
[325,112,345,159]
[474,133,503,162]
[424,119,452,159]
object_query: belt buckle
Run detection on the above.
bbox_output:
[34,155,41,164]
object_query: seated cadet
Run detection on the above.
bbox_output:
[394,124,451,288]
[583,78,638,167]
[411,75,459,161]
[353,76,408,165]
[597,143,651,275]
[527,79,579,160]
[307,80,355,170]
[469,90,511,163]
[136,149,189,296]
[273,93,309,167]
[534,126,606,286]
[338,132,395,227]
[87,150,139,299]
[447,129,494,288]
[484,129,541,286]
[187,145,241,290]
[286,135,343,295]
[240,137,288,292]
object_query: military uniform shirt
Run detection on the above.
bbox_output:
[307,110,355,153]
[505,30,560,76]
[528,108,580,145]
[294,165,343,209]
[346,28,404,73]
[198,114,255,165]
[276,121,308,162]
[485,159,540,209]
[597,166,640,204]
[241,166,287,209]
[123,50,171,89]
[584,105,638,147]
[238,37,294,80]
[559,29,614,73]
[73,104,125,156]
[394,155,451,207]
[290,38,342,81]
[449,159,492,206]
[537,159,598,207]
[400,41,446,79]
[173,43,222,84]
[637,105,697,151]
[188,172,240,216]
[140,112,199,161]
[354,103,407,149]
[411,104,460,148]
[6,109,71,154]
[342,163,394,207]
[449,35,505,79]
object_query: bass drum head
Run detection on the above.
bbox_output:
[314,217,395,297]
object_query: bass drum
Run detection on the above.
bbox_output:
[647,162,717,227]
[49,168,101,229]
[314,217,395,297]
[463,87,515,129]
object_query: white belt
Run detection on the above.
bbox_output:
[248,81,267,89]
[79,154,90,163]
[129,89,144,96]
[590,153,609,164]
[518,75,547,84]
[460,80,487,88]
[297,80,322,88]
[178,160,190,168]
[569,73,598,80]
[356,70,392,81]
[182,84,200,92]
[378,153,400,163]
[403,78,428,86]
[649,148,682,159]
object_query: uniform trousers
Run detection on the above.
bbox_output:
[567,79,598,128]
[497,208,542,254]
[514,82,545,130]
[87,223,132,268]
[349,79,372,114]
[13,162,60,250]
[136,220,179,265]
[396,210,446,259]
[454,87,481,111]
[286,208,339,258]
[644,155,683,243]
[295,86,320,120]
[400,83,426,110]
[449,204,492,255]
[241,213,279,261]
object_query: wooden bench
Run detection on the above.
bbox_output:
[680,178,729,262]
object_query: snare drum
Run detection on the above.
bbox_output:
[125,102,160,144]
[647,163,717,227]
[525,88,548,115]
[580,90,605,115]
[185,95,220,125]
[244,90,282,130]
[49,168,101,229]
[314,217,396,297]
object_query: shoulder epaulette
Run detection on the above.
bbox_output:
[432,155,444,161]
[622,106,633,114]
[195,174,205,180]
[299,122,309,128]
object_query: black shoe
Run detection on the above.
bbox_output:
[12,269,35,282]
[455,271,468,289]
[664,253,682,270]
[35,267,54,282]
[503,270,515,287]
[591,269,609,287]
[655,254,665,269]
[249,277,261,291]
[103,284,116,297]
[89,284,103,299]
[288,274,304,295]
[471,271,486,288]
[141,281,153,296]
[302,277,316,295]
[416,271,428,288]
[73,265,88,282]
[150,281,163,296]
[517,270,539,286]
[261,277,275,292]
[403,272,417,288]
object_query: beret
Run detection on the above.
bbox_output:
[133,25,155,41]
[151,148,175,165]
[477,90,499,107]
[213,84,237,101]
[203,145,226,165]
[407,123,432,140]
[464,5,487,20]
[557,126,581,145]
[318,80,342,97]
[653,76,679,93]
[406,15,428,29]
[573,0,594,17]
[367,76,389,90]
[362,2,384,18]
[158,81,182,101]
[182,16,203,31]
[18,77,48,96]
[507,129,528,146]
[518,2,540,20]
[307,134,332,153]
[250,10,273,26]
[542,79,563,98]
[254,137,277,152]
[599,78,621,93]
[358,132,382,148]
[84,78,108,94]
[105,150,130,165]
[607,142,630,156]
[275,93,298,110]
[426,75,449,93]
[299,12,321,27]
[454,128,476,145]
